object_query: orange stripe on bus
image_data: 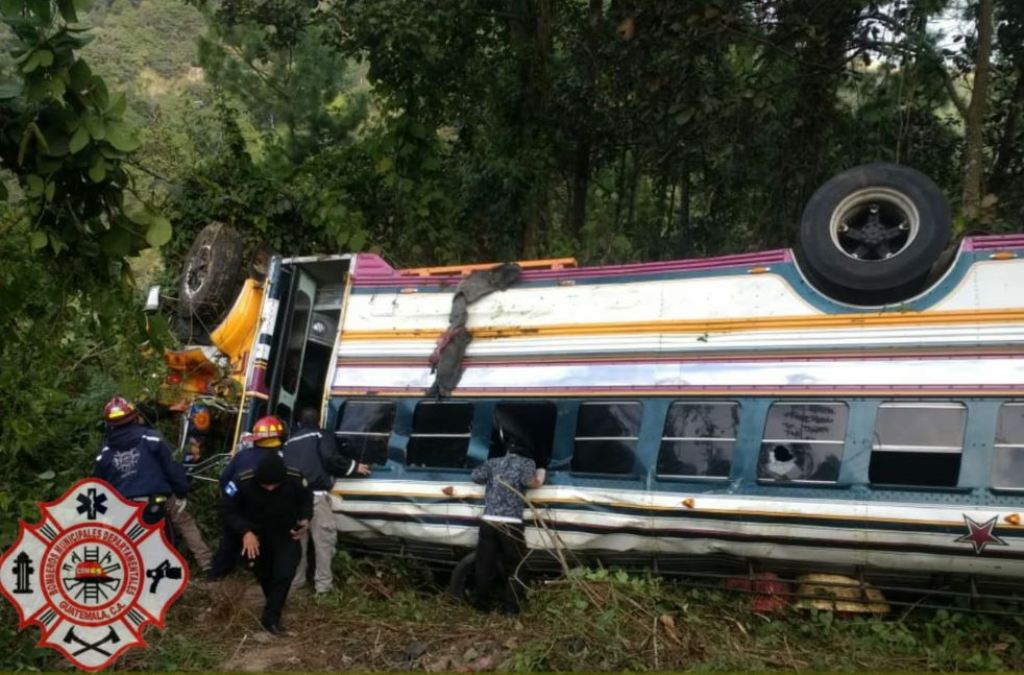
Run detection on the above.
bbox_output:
[338,308,1024,342]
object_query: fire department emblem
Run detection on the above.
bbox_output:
[0,479,188,671]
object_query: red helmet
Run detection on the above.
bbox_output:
[251,415,286,447]
[103,397,137,426]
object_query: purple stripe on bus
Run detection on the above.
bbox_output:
[968,234,1024,250]
[349,249,792,286]
[331,383,1024,395]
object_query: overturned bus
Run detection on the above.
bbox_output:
[168,164,1024,606]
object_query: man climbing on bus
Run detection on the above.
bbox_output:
[282,407,371,595]
[94,397,190,539]
[460,425,545,615]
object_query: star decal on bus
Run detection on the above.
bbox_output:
[955,515,1008,554]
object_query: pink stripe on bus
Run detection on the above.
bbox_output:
[350,249,792,287]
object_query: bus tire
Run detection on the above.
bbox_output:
[798,163,951,304]
[448,551,476,603]
[178,222,245,328]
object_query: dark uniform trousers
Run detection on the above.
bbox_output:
[254,533,302,627]
[475,521,526,612]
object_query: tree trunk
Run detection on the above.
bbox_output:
[962,0,994,220]
[507,0,555,258]
[568,136,590,237]
[567,0,604,238]
[626,152,640,236]
[675,167,691,257]
[613,147,628,230]
[990,71,1024,194]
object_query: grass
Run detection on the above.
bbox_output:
[5,552,1024,671]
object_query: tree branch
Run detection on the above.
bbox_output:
[940,66,970,119]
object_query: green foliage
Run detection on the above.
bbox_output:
[0,219,166,544]
[0,0,170,275]
[82,0,205,86]
[0,212,166,668]
[0,0,169,615]
[177,0,1024,269]
[1,2,170,552]
[196,15,366,162]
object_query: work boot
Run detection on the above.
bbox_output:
[260,620,287,636]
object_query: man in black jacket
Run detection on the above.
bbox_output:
[223,453,312,634]
[282,408,370,594]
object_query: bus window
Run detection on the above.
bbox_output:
[758,402,847,483]
[657,402,738,479]
[489,402,556,468]
[993,403,1024,489]
[572,402,642,475]
[335,400,396,466]
[407,402,474,469]
[869,402,965,488]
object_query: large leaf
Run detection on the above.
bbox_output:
[30,231,47,250]
[22,51,43,74]
[26,0,50,22]
[127,209,152,226]
[25,174,44,197]
[87,157,106,182]
[106,92,126,117]
[105,124,139,152]
[84,114,105,140]
[68,59,91,91]
[69,125,90,153]
[145,216,172,247]
[56,0,76,22]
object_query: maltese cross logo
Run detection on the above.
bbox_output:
[0,479,188,671]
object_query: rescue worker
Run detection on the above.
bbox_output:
[283,408,371,594]
[93,397,189,538]
[460,426,545,615]
[223,452,312,635]
[208,418,285,581]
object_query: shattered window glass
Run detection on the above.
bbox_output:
[758,402,847,483]
[335,400,396,466]
[657,402,738,479]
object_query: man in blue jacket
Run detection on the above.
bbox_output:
[93,397,189,537]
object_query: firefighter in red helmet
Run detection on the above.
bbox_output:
[251,415,287,449]
[103,396,138,426]
[94,396,189,535]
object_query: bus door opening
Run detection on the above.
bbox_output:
[267,257,349,428]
